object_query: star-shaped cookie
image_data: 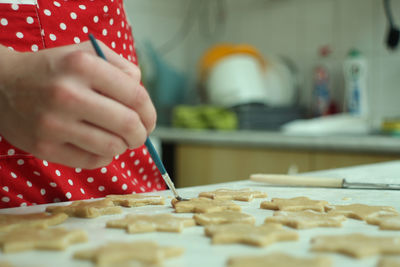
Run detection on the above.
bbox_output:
[106,214,195,233]
[204,223,298,246]
[194,211,255,226]
[260,197,329,212]
[0,262,12,267]
[171,197,241,213]
[378,257,400,267]
[74,241,184,266]
[311,233,400,258]
[227,252,332,267]
[264,210,346,229]
[198,188,267,202]
[326,204,398,221]
[0,227,88,253]
[366,213,400,230]
[106,194,165,207]
[0,212,68,232]
[46,199,122,218]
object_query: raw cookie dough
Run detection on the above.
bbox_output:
[260,197,329,212]
[194,211,255,226]
[0,227,88,253]
[106,214,195,233]
[0,212,68,232]
[326,204,398,221]
[264,210,346,229]
[198,188,267,202]
[378,257,400,267]
[204,223,298,246]
[46,199,122,218]
[366,213,400,230]
[106,194,165,207]
[171,197,241,213]
[311,233,400,258]
[74,241,184,266]
[227,252,332,267]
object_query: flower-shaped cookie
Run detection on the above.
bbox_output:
[106,194,164,207]
[227,252,331,267]
[326,204,398,221]
[194,211,255,226]
[172,198,241,213]
[366,213,400,230]
[199,188,267,202]
[0,227,87,253]
[46,199,122,218]
[260,197,329,212]
[74,241,183,266]
[204,223,298,247]
[311,233,400,258]
[0,212,68,232]
[264,210,346,229]
[106,214,195,233]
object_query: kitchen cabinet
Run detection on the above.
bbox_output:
[310,151,398,171]
[174,144,399,187]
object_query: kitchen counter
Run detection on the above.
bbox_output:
[1,161,400,267]
[151,127,400,155]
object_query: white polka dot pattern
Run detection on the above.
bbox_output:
[1,18,8,26]
[26,16,33,24]
[0,0,164,208]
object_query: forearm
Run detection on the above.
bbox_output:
[0,45,23,94]
[0,46,14,130]
[0,45,11,92]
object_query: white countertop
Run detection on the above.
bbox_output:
[151,127,400,154]
[1,161,400,267]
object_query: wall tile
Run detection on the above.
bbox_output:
[124,0,188,70]
[299,0,335,61]
[124,0,400,123]
[335,0,374,58]
[375,56,400,119]
[233,1,300,60]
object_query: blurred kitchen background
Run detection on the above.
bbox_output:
[124,0,400,187]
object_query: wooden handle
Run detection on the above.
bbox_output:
[249,174,344,188]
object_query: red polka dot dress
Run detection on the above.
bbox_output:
[0,0,166,208]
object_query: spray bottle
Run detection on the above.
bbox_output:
[343,49,368,117]
[312,46,332,117]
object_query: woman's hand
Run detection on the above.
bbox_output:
[0,41,156,169]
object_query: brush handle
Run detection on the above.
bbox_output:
[145,138,167,175]
[89,34,106,60]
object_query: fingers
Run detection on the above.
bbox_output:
[77,89,148,149]
[89,69,156,135]
[61,46,156,135]
[78,40,138,78]
[95,41,139,78]
[86,41,157,133]
[61,121,129,157]
[34,111,128,158]
[49,79,149,149]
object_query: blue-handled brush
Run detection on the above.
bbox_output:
[88,34,187,201]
